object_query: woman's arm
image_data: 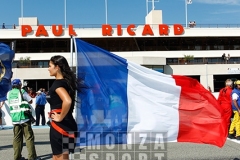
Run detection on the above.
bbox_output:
[51,87,72,122]
[0,101,5,108]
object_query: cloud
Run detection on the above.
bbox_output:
[211,10,240,14]
[194,0,240,5]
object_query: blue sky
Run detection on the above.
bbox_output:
[0,0,240,28]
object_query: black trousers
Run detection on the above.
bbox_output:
[35,105,46,126]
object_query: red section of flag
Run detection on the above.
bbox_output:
[172,75,228,147]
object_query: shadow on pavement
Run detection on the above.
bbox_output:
[38,153,52,160]
[0,141,50,150]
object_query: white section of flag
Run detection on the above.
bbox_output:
[126,61,180,142]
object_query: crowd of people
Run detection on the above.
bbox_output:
[2,23,16,29]
[221,53,231,64]
[217,79,240,140]
[189,21,196,28]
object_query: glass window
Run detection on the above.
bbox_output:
[143,65,164,73]
[8,36,240,54]
[152,65,164,73]
[43,61,49,67]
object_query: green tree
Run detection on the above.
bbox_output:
[19,56,31,66]
[184,55,194,63]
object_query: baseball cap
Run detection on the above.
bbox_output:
[11,79,22,86]
[235,80,240,85]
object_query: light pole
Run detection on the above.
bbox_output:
[21,0,23,25]
[64,0,67,28]
[185,0,187,28]
[146,0,148,15]
[152,0,155,10]
[105,0,108,24]
[205,64,208,88]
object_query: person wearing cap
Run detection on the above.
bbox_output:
[228,80,240,140]
[35,90,46,126]
[217,79,233,129]
[7,79,40,160]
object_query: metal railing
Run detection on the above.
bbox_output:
[2,24,240,29]
[167,61,239,65]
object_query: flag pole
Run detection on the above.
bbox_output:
[21,0,23,18]
[64,0,67,29]
[205,64,208,88]
[72,36,78,112]
[185,0,188,28]
[73,37,77,75]
[21,0,23,25]
[70,36,73,70]
[152,0,155,11]
[105,0,108,24]
[146,0,148,15]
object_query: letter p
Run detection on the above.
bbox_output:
[21,25,32,37]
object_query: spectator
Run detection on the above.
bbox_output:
[28,88,36,98]
[189,21,194,28]
[42,88,47,95]
[226,54,230,64]
[217,79,233,129]
[193,21,196,27]
[228,80,240,140]
[222,53,226,63]
[189,21,193,28]
[2,23,5,29]
[35,90,46,126]
[7,79,40,160]
[13,24,16,29]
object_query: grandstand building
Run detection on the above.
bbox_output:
[1,10,240,93]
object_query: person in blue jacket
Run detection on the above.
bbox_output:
[228,80,240,140]
[35,90,46,126]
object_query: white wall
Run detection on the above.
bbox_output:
[145,10,163,24]
[19,17,38,26]
[165,64,240,89]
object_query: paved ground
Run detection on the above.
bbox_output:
[1,126,240,160]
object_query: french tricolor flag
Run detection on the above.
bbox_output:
[75,39,228,147]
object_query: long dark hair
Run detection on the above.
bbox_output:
[50,55,79,102]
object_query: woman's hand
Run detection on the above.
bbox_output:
[51,112,63,122]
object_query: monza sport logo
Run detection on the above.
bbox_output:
[62,131,168,160]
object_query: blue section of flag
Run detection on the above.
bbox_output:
[0,43,15,101]
[75,39,128,146]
